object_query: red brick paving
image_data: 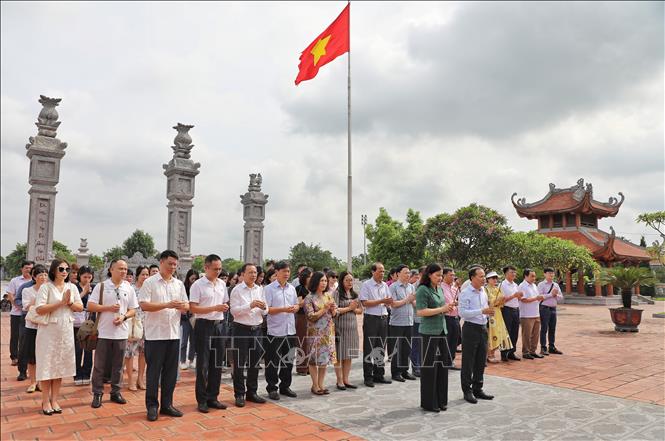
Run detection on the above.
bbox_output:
[484,301,665,406]
[0,312,355,441]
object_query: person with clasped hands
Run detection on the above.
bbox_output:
[499,265,524,361]
[34,259,84,415]
[415,263,453,413]
[138,250,190,422]
[458,267,495,404]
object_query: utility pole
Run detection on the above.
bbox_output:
[361,214,368,266]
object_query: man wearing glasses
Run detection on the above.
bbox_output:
[88,259,138,408]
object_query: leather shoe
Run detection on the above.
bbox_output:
[160,406,183,417]
[391,376,405,382]
[549,347,563,355]
[522,353,535,360]
[422,406,440,413]
[374,377,392,384]
[413,370,421,377]
[207,400,227,410]
[450,366,461,371]
[343,383,357,389]
[268,391,280,400]
[197,403,209,413]
[147,407,158,421]
[110,393,127,404]
[235,396,245,407]
[501,354,509,362]
[402,372,417,380]
[463,390,478,404]
[280,388,297,398]
[532,353,544,359]
[473,390,494,400]
[540,347,550,356]
[336,384,347,390]
[91,393,103,408]
[507,353,521,361]
[364,380,375,388]
[246,393,266,404]
[17,373,27,381]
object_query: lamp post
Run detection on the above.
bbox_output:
[361,214,368,266]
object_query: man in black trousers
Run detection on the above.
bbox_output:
[499,265,524,361]
[359,262,394,387]
[138,250,189,421]
[458,267,495,404]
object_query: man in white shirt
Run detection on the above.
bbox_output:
[499,265,524,361]
[538,267,564,356]
[359,262,394,387]
[189,254,229,413]
[139,250,189,422]
[264,261,300,400]
[230,263,269,407]
[6,260,33,371]
[518,269,544,360]
[88,259,138,408]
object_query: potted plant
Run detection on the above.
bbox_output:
[601,266,657,332]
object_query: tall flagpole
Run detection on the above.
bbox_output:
[347,0,353,273]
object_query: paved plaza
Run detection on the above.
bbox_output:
[1,301,664,440]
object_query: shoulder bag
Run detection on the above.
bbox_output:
[77,282,104,351]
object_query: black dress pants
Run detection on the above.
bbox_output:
[363,314,388,381]
[194,319,225,405]
[501,306,520,357]
[444,316,461,362]
[388,325,412,377]
[144,339,179,410]
[265,335,297,393]
[10,314,22,361]
[461,322,488,393]
[232,323,264,397]
[420,332,449,411]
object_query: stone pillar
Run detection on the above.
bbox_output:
[240,174,268,265]
[163,123,200,277]
[25,96,67,265]
[565,271,572,294]
[577,271,585,295]
[76,238,90,267]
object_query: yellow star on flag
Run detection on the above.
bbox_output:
[310,35,331,66]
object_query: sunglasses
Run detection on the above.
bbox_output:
[58,267,71,273]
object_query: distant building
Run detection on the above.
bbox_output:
[512,178,650,295]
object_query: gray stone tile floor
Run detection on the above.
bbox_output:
[270,361,665,441]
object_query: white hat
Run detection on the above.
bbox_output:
[486,271,499,279]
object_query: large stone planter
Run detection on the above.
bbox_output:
[609,307,643,332]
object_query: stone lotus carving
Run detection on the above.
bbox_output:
[171,123,195,159]
[249,173,262,192]
[36,95,62,138]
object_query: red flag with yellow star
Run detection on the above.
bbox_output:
[295,4,350,85]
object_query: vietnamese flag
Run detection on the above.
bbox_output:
[295,4,350,85]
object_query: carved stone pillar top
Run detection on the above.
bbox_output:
[77,238,90,255]
[241,173,268,265]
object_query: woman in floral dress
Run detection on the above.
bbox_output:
[304,271,337,395]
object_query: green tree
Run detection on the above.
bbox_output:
[122,230,156,258]
[401,209,427,268]
[424,204,511,269]
[288,242,342,271]
[637,211,665,241]
[496,232,599,275]
[192,256,205,273]
[365,208,405,269]
[5,243,27,277]
[103,246,125,261]
[223,258,244,274]
[52,240,75,263]
[89,255,104,272]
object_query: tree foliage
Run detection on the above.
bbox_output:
[192,256,205,273]
[5,243,27,277]
[288,242,343,272]
[365,208,427,270]
[89,255,104,271]
[637,211,665,241]
[103,246,125,261]
[223,258,244,274]
[122,230,156,259]
[424,204,511,269]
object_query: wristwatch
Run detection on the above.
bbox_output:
[122,314,128,321]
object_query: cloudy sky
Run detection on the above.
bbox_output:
[1,1,663,262]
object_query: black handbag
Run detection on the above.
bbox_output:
[76,282,103,351]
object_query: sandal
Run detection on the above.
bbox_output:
[27,384,37,393]
[310,387,324,396]
[322,388,330,395]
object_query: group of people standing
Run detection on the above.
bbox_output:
[6,251,564,420]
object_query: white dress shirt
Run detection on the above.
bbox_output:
[89,279,139,340]
[359,279,390,316]
[138,273,188,340]
[458,284,490,325]
[264,280,298,336]
[189,276,228,321]
[230,281,268,326]
[518,280,540,318]
[500,280,520,308]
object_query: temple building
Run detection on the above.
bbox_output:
[512,178,651,296]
